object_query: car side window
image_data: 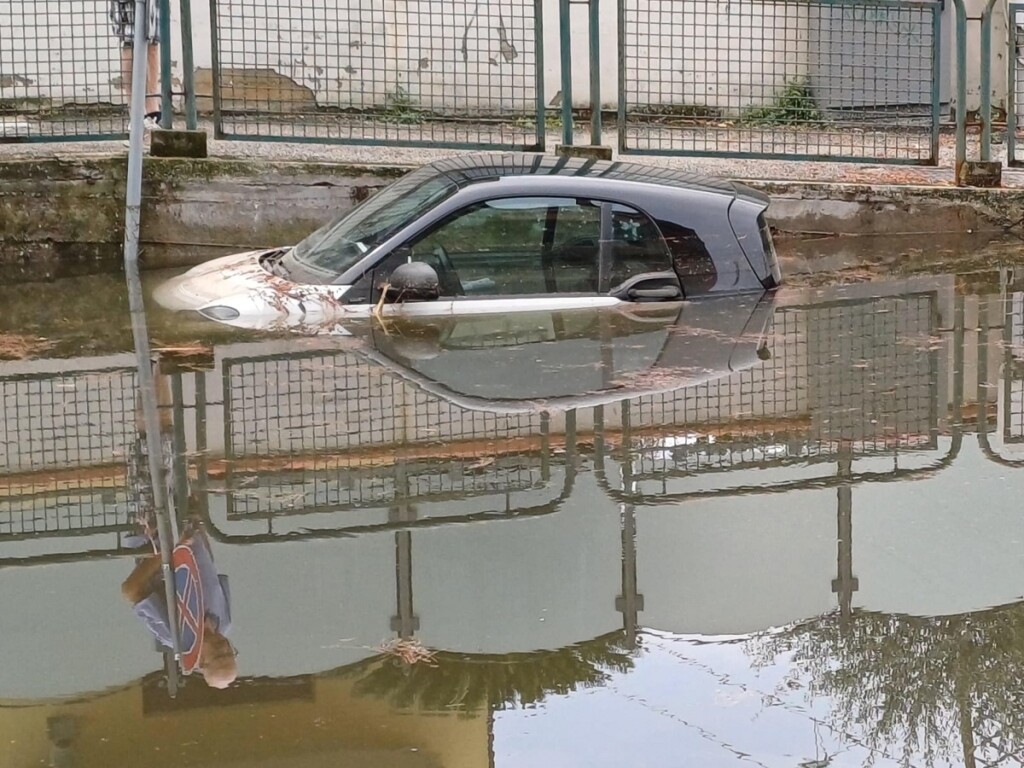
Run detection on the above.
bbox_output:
[654,217,717,294]
[607,204,674,290]
[387,197,602,297]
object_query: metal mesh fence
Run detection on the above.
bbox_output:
[0,0,136,141]
[618,0,942,164]
[1009,3,1024,167]
[209,0,544,149]
[0,366,139,543]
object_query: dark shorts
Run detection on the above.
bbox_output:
[110,0,161,47]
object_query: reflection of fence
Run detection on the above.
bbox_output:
[0,364,140,561]
[607,292,944,499]
[1002,292,1024,444]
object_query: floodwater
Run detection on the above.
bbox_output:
[4,236,1024,768]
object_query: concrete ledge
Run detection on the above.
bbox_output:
[2,154,1023,281]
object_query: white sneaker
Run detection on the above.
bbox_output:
[123,112,160,147]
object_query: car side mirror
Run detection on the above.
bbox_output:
[384,261,441,303]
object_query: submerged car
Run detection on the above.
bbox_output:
[155,153,781,327]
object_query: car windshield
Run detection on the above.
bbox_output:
[281,167,458,282]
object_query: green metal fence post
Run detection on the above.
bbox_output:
[1010,4,1019,166]
[159,0,173,128]
[930,2,943,164]
[179,0,198,130]
[980,0,1000,161]
[208,0,223,139]
[535,0,547,150]
[616,0,626,155]
[953,0,968,181]
[559,0,574,146]
[589,0,601,145]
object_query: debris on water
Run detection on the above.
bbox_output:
[376,638,438,667]
[0,333,51,360]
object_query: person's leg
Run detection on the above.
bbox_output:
[120,45,134,104]
[145,42,160,117]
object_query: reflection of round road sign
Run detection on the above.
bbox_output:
[173,544,205,674]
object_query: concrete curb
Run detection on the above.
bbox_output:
[1,154,1021,280]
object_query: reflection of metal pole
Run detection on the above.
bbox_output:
[831,442,858,625]
[123,0,181,677]
[390,460,419,639]
[615,502,643,648]
[978,298,991,437]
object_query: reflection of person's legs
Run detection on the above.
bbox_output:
[121,554,161,603]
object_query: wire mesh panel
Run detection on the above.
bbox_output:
[209,0,544,149]
[0,0,141,142]
[618,0,943,163]
[1009,3,1024,167]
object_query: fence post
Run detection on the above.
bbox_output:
[953,0,968,181]
[980,0,1000,161]
[559,0,574,146]
[589,0,601,145]
[179,0,198,130]
[1010,6,1019,166]
[159,0,173,128]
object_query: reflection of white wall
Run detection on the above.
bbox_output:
[0,534,395,700]
[853,439,1024,618]
[415,476,622,654]
[636,491,838,636]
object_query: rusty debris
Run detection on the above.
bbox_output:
[0,333,52,361]
[376,638,438,667]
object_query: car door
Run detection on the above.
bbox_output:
[370,196,621,317]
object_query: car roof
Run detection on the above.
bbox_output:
[426,153,767,204]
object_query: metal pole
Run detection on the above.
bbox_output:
[980,0,999,160]
[124,0,182,668]
[589,0,601,145]
[953,0,968,181]
[559,0,574,146]
[158,0,173,128]
[180,0,199,130]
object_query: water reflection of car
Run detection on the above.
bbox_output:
[352,292,777,413]
[154,153,781,327]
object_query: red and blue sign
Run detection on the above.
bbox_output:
[173,543,206,674]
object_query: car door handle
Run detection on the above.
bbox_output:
[628,286,682,300]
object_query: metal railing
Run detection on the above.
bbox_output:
[0,0,1015,184]
[208,0,545,150]
[617,0,944,164]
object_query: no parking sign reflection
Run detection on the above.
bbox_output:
[173,543,205,674]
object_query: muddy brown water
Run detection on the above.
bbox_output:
[3,235,1024,767]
